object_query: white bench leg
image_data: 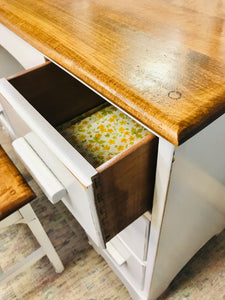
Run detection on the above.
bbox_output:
[19,204,64,273]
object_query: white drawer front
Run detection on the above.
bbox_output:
[106,236,146,290]
[13,136,67,204]
[0,77,97,186]
[19,132,103,247]
[0,93,30,138]
[0,87,103,246]
[118,214,150,260]
[0,23,45,69]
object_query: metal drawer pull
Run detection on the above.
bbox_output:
[12,137,67,204]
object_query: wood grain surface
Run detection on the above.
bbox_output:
[0,0,225,145]
[9,62,105,126]
[0,146,35,220]
[93,134,158,243]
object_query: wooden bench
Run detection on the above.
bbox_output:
[0,145,64,284]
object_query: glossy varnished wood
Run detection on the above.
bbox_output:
[0,146,35,220]
[0,0,225,145]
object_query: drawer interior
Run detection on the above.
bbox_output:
[9,62,105,127]
[9,62,156,169]
[9,62,158,242]
[57,103,151,168]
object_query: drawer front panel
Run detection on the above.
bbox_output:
[21,132,103,247]
[0,75,97,186]
[12,135,67,205]
[106,236,146,290]
[118,215,150,261]
[0,92,30,138]
[0,91,102,246]
[0,23,45,69]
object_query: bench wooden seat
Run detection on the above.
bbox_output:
[0,145,35,220]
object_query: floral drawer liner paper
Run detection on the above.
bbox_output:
[58,105,150,168]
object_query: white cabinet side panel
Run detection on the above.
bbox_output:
[147,114,225,300]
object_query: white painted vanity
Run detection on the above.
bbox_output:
[0,5,224,298]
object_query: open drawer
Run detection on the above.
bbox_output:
[0,62,158,244]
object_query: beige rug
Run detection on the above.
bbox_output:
[0,125,224,300]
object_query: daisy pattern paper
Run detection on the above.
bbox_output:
[58,105,150,168]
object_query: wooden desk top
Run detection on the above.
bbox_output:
[0,0,225,145]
